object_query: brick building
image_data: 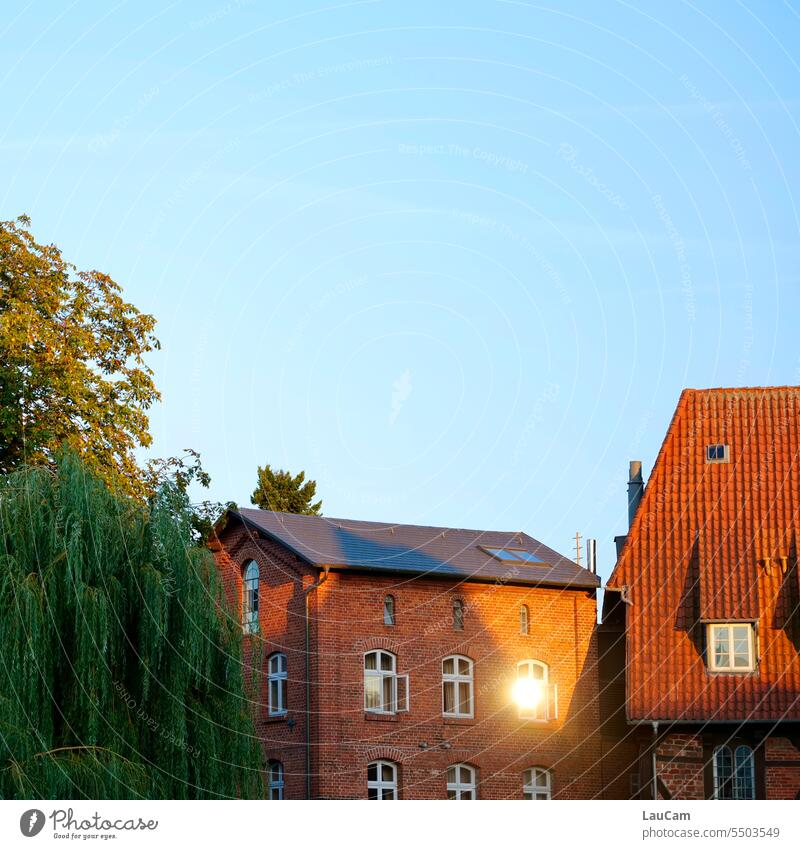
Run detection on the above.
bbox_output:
[601,387,800,799]
[211,508,603,799]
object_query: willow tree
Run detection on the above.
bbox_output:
[0,453,264,799]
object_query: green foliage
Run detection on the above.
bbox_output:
[0,216,159,498]
[250,464,322,515]
[0,453,264,799]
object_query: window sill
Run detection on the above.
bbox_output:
[265,714,289,723]
[442,716,475,725]
[364,712,399,722]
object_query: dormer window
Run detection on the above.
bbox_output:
[707,623,755,672]
[706,444,729,463]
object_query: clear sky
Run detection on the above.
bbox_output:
[3,1,799,582]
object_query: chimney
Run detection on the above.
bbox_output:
[586,538,597,574]
[627,460,644,528]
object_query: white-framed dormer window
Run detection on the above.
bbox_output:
[446,763,477,799]
[364,650,409,714]
[242,560,259,634]
[442,655,474,718]
[268,653,288,715]
[706,444,730,463]
[515,660,557,721]
[367,760,398,799]
[267,760,284,799]
[523,767,552,799]
[707,623,755,672]
[713,745,755,800]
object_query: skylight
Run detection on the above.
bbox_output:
[482,547,543,564]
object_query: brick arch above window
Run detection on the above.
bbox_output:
[356,635,401,653]
[365,745,406,764]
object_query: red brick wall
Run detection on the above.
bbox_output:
[311,570,602,799]
[212,522,316,800]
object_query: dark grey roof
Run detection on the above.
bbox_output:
[230,508,599,589]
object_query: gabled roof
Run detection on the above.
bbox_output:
[230,507,598,589]
[606,386,800,721]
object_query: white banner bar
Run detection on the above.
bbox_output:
[2,800,798,849]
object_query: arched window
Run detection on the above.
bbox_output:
[520,604,529,635]
[367,760,398,799]
[442,655,474,718]
[713,745,755,800]
[453,599,465,631]
[267,760,284,799]
[515,660,555,721]
[242,560,259,634]
[523,767,552,799]
[364,650,408,714]
[384,595,395,626]
[268,653,288,716]
[446,763,476,799]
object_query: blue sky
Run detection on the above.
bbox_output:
[3,1,799,581]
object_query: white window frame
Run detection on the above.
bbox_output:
[516,660,557,721]
[242,560,259,634]
[442,654,474,718]
[523,767,552,799]
[446,763,477,799]
[268,652,288,716]
[520,604,529,635]
[707,623,755,672]
[712,745,755,800]
[363,650,409,714]
[268,760,284,799]
[384,595,395,626]
[367,760,398,799]
[706,444,730,463]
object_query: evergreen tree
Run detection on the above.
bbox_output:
[250,465,322,515]
[0,453,264,799]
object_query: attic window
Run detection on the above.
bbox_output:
[481,547,543,564]
[706,444,729,463]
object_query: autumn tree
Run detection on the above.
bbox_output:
[0,216,159,497]
[251,464,322,515]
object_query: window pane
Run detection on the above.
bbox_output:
[382,675,394,710]
[462,789,474,799]
[443,681,455,714]
[365,652,377,671]
[368,763,377,782]
[443,657,455,675]
[269,680,279,709]
[381,788,394,800]
[713,629,730,667]
[280,679,287,710]
[447,790,457,799]
[368,788,378,800]
[715,746,733,799]
[734,747,755,800]
[458,658,470,676]
[365,677,381,710]
[446,766,456,783]
[458,682,471,714]
[382,763,394,782]
[459,766,471,784]
[380,652,394,672]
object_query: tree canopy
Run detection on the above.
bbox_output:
[0,453,264,799]
[251,464,322,515]
[0,216,160,497]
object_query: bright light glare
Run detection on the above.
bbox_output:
[512,678,544,710]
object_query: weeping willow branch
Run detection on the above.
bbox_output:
[0,452,264,799]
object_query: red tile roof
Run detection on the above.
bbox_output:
[232,508,599,589]
[606,387,800,722]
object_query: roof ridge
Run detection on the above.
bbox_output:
[237,506,523,538]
